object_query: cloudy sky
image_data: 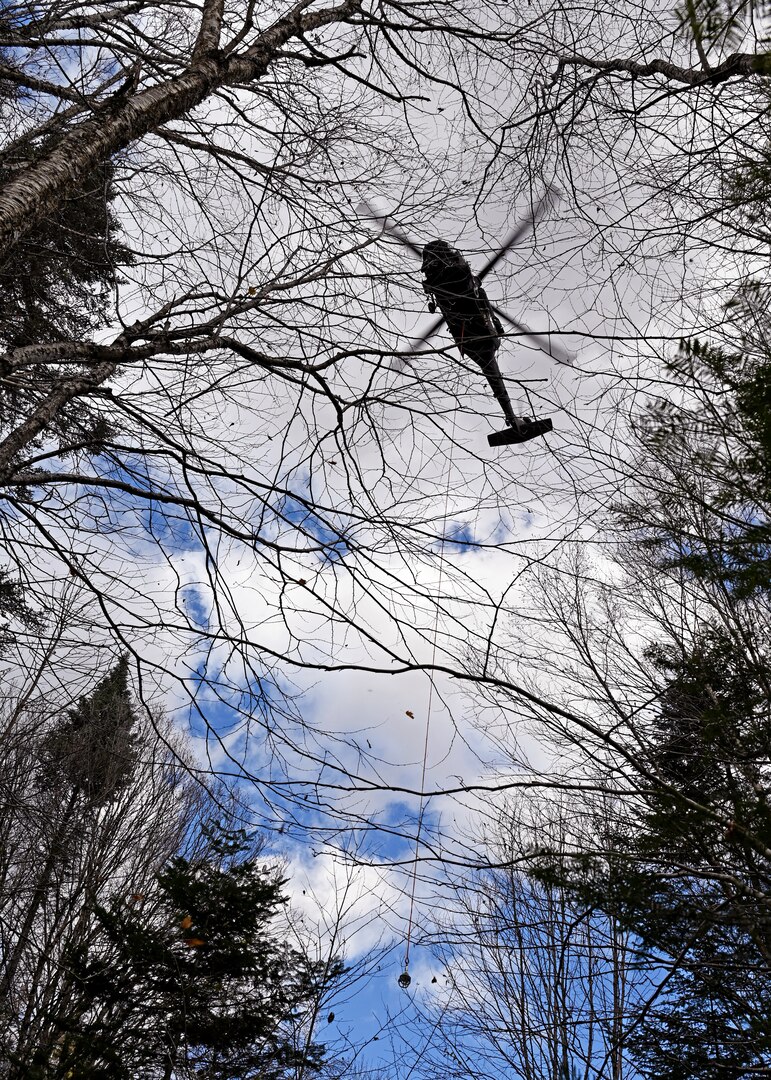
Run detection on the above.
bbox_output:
[2,0,752,1068]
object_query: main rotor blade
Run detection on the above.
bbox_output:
[492,306,575,366]
[389,314,447,371]
[358,199,424,260]
[408,314,446,350]
[477,187,558,283]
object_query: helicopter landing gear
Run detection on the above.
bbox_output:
[487,416,553,447]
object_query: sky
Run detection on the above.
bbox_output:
[1,0,757,1072]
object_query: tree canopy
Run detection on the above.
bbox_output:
[0,661,344,1078]
[4,0,771,1074]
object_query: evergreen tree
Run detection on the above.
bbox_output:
[49,824,339,1080]
[0,8,133,461]
[0,566,38,650]
[0,659,193,1074]
[41,655,139,805]
[531,630,771,1075]
[0,156,130,352]
[0,152,132,460]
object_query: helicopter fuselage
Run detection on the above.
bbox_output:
[421,240,517,428]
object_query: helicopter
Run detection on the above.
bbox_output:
[361,193,573,447]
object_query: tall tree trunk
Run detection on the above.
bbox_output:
[0,0,361,252]
[0,788,78,1022]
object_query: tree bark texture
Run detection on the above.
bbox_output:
[0,0,362,253]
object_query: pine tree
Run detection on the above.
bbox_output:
[50,824,339,1079]
[0,157,131,352]
[531,571,771,1074]
[0,18,133,459]
[0,153,131,460]
[1,659,143,1072]
[40,655,139,806]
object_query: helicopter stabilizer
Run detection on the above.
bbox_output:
[487,417,553,447]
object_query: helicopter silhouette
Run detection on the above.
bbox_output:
[361,193,572,447]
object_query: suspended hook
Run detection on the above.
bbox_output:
[398,969,412,989]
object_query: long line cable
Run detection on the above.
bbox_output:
[402,347,461,980]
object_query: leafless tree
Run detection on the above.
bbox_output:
[10,6,771,1069]
[389,792,659,1080]
[0,0,590,852]
[0,661,203,1073]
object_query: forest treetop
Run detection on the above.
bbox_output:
[2,0,770,848]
